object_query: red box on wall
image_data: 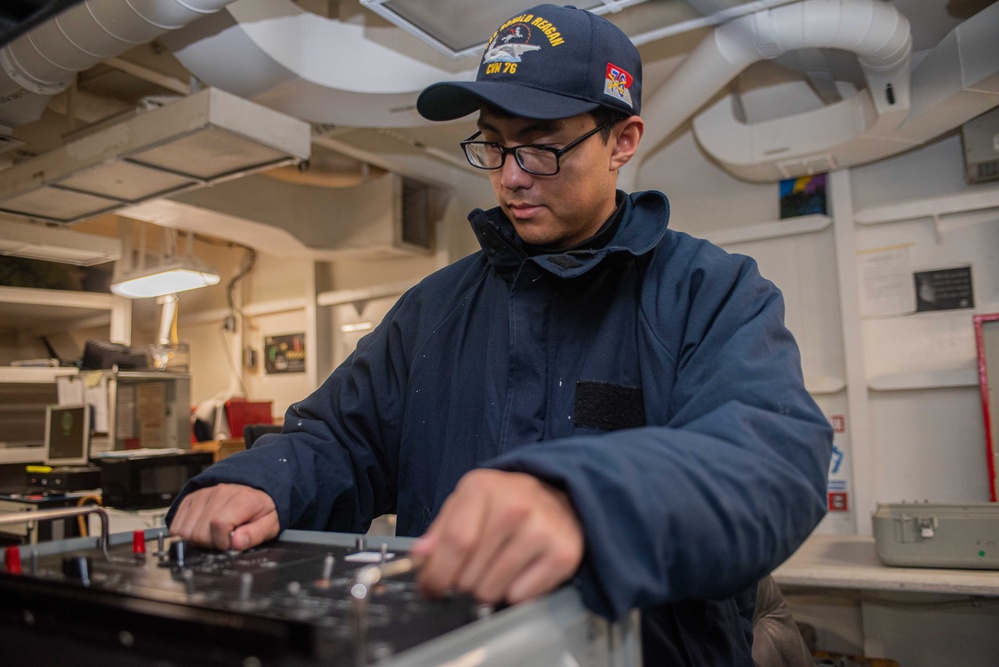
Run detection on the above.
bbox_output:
[828,492,849,512]
[224,399,274,439]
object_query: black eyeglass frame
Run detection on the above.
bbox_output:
[460,123,610,176]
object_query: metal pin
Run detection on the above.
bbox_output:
[355,536,365,552]
[181,569,196,595]
[350,557,415,667]
[170,540,185,568]
[321,554,335,580]
[239,572,253,602]
[351,557,415,600]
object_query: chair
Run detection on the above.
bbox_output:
[243,424,282,449]
[752,575,814,667]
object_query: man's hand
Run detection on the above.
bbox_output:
[169,483,279,551]
[410,470,584,605]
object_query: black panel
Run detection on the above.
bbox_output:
[0,0,85,47]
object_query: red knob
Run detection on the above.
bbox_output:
[4,546,22,574]
[132,530,146,555]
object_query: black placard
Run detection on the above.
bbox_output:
[914,266,974,312]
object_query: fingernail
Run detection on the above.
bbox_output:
[234,532,248,550]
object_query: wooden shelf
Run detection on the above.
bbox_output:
[0,286,114,332]
[0,366,77,383]
[854,187,999,226]
[0,365,77,465]
[701,214,831,246]
[867,368,979,391]
[805,376,847,394]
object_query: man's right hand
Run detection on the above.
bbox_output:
[168,484,279,551]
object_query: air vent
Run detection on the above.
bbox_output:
[974,160,999,184]
[398,177,435,252]
[963,107,999,185]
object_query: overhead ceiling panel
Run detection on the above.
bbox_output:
[0,218,120,266]
[58,162,197,201]
[0,188,120,221]
[361,0,650,57]
[0,87,310,224]
[359,0,795,58]
[131,128,298,181]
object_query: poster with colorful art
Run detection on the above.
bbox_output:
[264,333,306,374]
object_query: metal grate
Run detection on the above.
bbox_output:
[974,160,999,184]
[400,177,434,251]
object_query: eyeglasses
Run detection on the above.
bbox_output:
[460,123,609,176]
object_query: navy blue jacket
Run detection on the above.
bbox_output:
[170,190,832,665]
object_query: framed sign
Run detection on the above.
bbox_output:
[915,266,974,312]
[264,333,306,374]
[975,313,999,502]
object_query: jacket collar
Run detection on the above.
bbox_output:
[469,190,671,279]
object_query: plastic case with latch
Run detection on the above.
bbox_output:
[871,502,999,569]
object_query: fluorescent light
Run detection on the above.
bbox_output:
[340,322,374,333]
[111,258,221,299]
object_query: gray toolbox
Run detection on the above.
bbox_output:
[872,502,999,569]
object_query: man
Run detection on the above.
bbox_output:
[169,5,832,664]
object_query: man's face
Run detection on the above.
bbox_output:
[477,109,623,249]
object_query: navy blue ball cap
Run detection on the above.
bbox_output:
[417,4,641,121]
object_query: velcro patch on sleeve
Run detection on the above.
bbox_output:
[573,380,646,431]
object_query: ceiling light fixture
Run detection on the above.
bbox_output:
[111,226,220,299]
[110,257,221,299]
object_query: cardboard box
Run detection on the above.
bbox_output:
[192,438,245,463]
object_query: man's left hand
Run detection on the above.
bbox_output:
[409,469,584,605]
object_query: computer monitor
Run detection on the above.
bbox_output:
[44,404,90,467]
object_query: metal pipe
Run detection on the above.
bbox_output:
[0,505,111,562]
[0,0,236,127]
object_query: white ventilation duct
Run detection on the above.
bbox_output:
[690,0,999,181]
[122,170,437,260]
[864,1,999,152]
[624,0,999,185]
[161,0,476,128]
[0,0,236,128]
[623,0,912,188]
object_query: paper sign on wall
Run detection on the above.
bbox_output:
[857,244,915,319]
